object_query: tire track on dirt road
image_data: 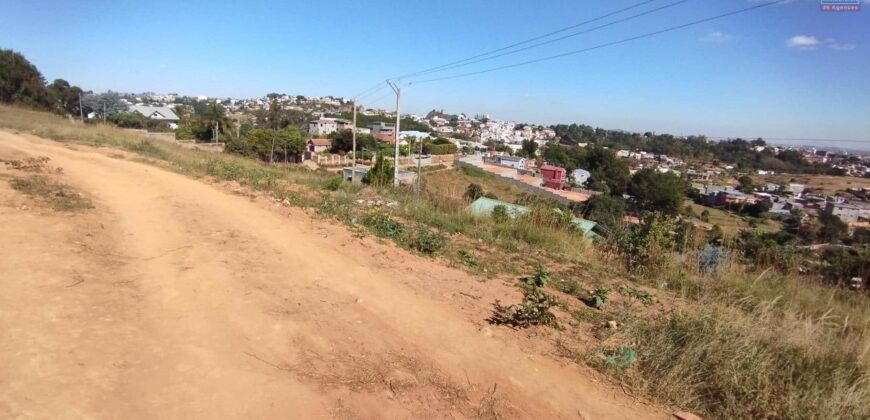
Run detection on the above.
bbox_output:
[0,132,666,419]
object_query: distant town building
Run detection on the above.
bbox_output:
[496,155,527,170]
[128,105,179,128]
[570,168,591,185]
[540,165,567,190]
[824,201,870,223]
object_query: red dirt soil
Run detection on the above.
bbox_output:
[0,131,666,419]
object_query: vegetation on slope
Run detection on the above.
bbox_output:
[1,105,868,419]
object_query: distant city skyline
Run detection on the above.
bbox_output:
[2,0,868,150]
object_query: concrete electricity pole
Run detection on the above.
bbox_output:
[387,80,401,186]
[78,93,84,122]
[351,99,357,175]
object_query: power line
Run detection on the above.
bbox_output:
[409,0,789,85]
[403,0,690,79]
[356,84,389,101]
[352,81,385,99]
[708,137,870,144]
[393,0,663,80]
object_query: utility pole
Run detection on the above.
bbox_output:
[387,80,401,186]
[78,93,84,122]
[417,136,423,192]
[351,99,357,176]
[102,102,106,123]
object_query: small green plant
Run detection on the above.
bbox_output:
[457,249,479,268]
[520,265,551,288]
[617,284,654,306]
[491,285,558,328]
[491,205,509,223]
[323,175,342,191]
[492,266,559,328]
[408,225,446,255]
[603,346,636,371]
[360,208,405,239]
[588,287,610,309]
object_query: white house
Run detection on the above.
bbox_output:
[497,156,527,170]
[309,118,337,136]
[308,118,353,136]
[571,168,591,185]
[129,105,180,129]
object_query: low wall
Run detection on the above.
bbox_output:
[455,160,577,205]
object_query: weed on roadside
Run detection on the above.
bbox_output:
[9,175,92,211]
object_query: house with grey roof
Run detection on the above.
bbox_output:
[129,105,180,128]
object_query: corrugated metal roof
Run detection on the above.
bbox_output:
[466,197,529,218]
[129,105,179,121]
[466,197,601,239]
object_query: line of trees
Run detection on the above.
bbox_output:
[551,123,844,175]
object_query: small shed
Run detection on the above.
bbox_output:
[307,138,331,153]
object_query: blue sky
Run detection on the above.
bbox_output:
[2,0,868,149]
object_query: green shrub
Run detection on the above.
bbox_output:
[491,205,509,223]
[408,225,446,255]
[491,285,558,328]
[323,175,342,191]
[360,208,405,239]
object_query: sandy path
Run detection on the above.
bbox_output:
[0,132,665,419]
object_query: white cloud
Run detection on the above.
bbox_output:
[699,31,735,43]
[787,35,820,50]
[829,42,856,51]
[786,34,858,51]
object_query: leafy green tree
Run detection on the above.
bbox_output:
[519,139,538,158]
[328,129,377,154]
[820,247,869,285]
[82,91,128,119]
[582,194,626,230]
[46,79,84,116]
[737,175,756,193]
[363,154,394,186]
[241,127,304,162]
[0,49,50,108]
[817,212,848,243]
[628,168,687,214]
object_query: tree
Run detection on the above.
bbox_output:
[328,129,376,154]
[582,194,626,230]
[464,183,484,202]
[737,175,756,193]
[46,79,84,116]
[363,154,394,186]
[820,247,869,286]
[82,91,128,120]
[817,212,848,243]
[240,127,304,162]
[628,168,687,214]
[520,139,538,158]
[0,49,50,108]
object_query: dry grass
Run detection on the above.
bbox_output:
[758,174,870,195]
[2,105,868,419]
[690,202,780,238]
[9,175,92,211]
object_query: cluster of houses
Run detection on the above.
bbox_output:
[693,180,870,230]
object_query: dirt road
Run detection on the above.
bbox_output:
[0,132,664,419]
